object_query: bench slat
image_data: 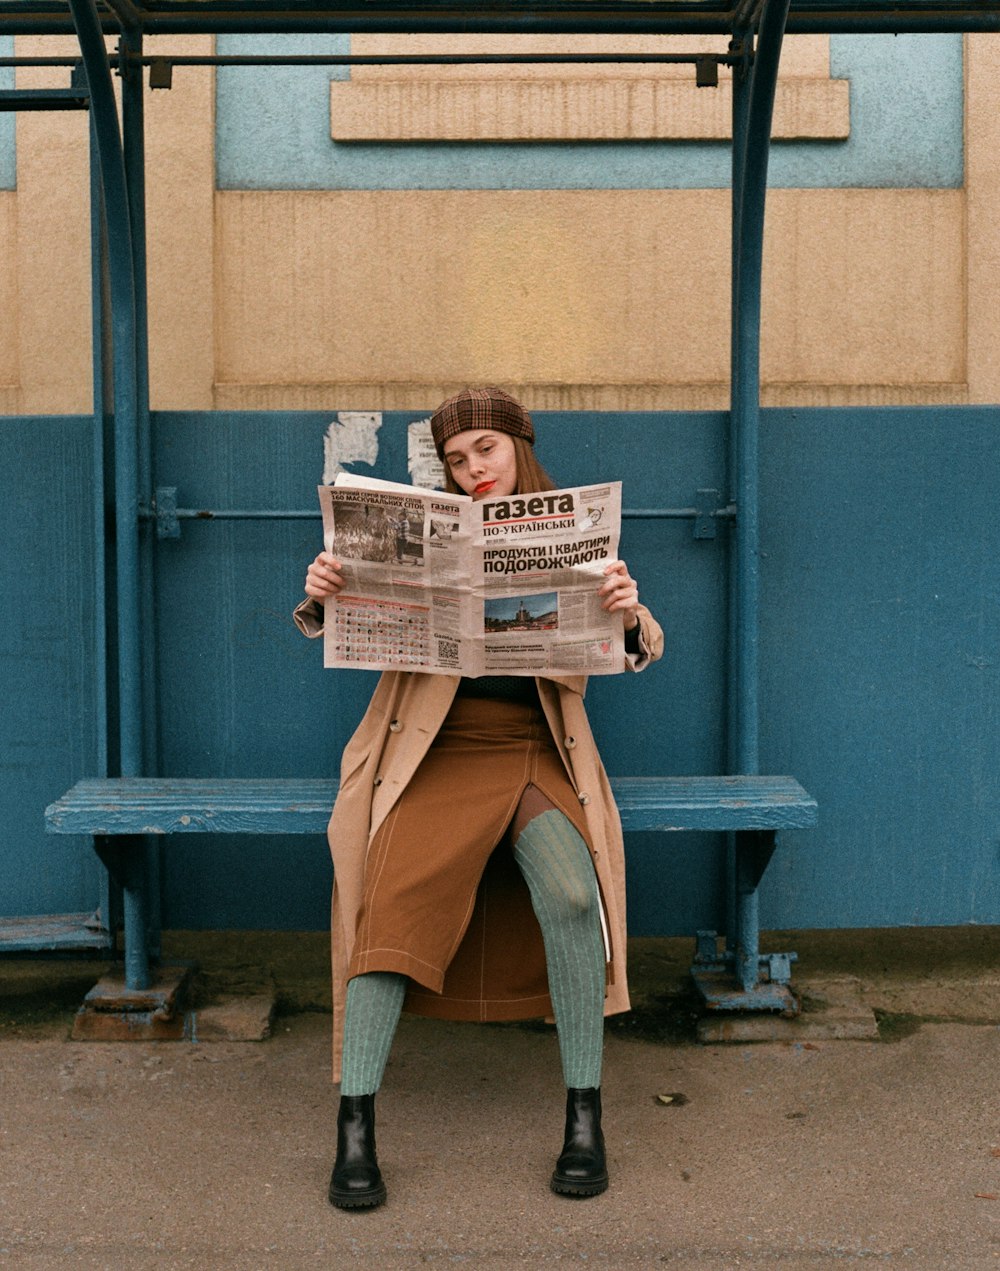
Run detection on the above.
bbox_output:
[0,912,114,954]
[46,775,817,836]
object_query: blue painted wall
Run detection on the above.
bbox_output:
[0,415,102,917]
[757,408,1000,929]
[216,33,963,190]
[5,407,998,933]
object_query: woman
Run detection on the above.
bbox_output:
[296,387,663,1209]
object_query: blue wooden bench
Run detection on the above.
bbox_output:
[45,774,817,1012]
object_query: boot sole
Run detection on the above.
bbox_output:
[550,1173,609,1198]
[328,1181,387,1210]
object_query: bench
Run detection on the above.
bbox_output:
[45,774,817,1012]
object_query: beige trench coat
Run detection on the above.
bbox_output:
[294,598,664,1080]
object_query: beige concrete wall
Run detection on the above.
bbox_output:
[145,36,215,410]
[965,33,1000,404]
[3,35,213,415]
[15,36,92,415]
[1,33,997,414]
[214,187,965,410]
[0,192,18,413]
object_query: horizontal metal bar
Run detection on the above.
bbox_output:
[4,6,1000,36]
[0,52,737,68]
[5,7,1000,36]
[0,87,89,109]
[626,506,736,520]
[784,10,1000,27]
[140,504,735,522]
[132,7,1000,38]
[0,57,84,65]
[166,508,319,521]
[138,51,737,66]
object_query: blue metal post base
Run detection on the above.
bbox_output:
[692,929,799,1014]
[693,828,798,1012]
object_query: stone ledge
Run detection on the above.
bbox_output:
[212,380,970,413]
[696,975,880,1044]
[191,994,276,1042]
[330,77,850,142]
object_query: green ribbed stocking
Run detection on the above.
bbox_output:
[340,971,407,1096]
[513,809,605,1089]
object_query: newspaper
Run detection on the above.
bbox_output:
[318,473,625,676]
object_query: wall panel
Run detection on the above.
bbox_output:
[0,416,101,918]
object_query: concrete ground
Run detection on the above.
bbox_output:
[1,928,998,1270]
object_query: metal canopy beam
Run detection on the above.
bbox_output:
[0,0,998,35]
[69,0,150,991]
[730,0,791,780]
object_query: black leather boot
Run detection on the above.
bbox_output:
[550,1087,609,1197]
[328,1093,387,1209]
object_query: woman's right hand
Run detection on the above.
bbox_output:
[304,551,345,600]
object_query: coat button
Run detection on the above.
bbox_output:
[373,775,383,787]
[389,719,403,732]
[564,736,576,749]
[578,792,590,806]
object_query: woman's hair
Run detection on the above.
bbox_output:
[441,435,556,497]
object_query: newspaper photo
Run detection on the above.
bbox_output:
[319,473,625,676]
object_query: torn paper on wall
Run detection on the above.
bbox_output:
[323,412,382,485]
[408,418,446,490]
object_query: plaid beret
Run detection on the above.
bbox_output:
[430,387,535,459]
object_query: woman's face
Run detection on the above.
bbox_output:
[443,430,518,500]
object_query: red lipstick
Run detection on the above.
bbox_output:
[474,480,496,494]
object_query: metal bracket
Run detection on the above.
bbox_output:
[695,928,725,963]
[693,488,721,539]
[149,58,173,89]
[762,951,796,985]
[153,486,180,539]
[695,56,719,87]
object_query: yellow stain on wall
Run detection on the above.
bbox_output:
[456,204,614,383]
[215,187,963,405]
[214,190,735,393]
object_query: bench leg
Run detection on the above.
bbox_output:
[96,835,152,991]
[734,829,775,992]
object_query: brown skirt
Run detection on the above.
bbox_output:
[347,694,597,1022]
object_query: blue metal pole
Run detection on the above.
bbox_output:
[88,115,110,783]
[730,0,790,990]
[121,26,163,961]
[69,0,149,989]
[88,111,116,939]
[731,0,789,776]
[725,36,752,957]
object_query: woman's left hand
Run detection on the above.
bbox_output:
[598,560,640,631]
